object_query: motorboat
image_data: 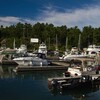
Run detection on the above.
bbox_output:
[62,51,88,61]
[59,46,88,61]
[85,45,100,57]
[38,42,47,55]
[13,56,48,66]
[63,57,99,77]
[16,44,27,54]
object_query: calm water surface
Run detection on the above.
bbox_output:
[0,65,100,100]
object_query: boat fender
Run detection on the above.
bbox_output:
[40,62,42,67]
[29,61,32,66]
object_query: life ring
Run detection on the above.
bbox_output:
[88,67,92,71]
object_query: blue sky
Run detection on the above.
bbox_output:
[0,0,100,29]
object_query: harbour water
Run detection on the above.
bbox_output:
[0,65,100,100]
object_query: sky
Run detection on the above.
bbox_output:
[0,0,100,29]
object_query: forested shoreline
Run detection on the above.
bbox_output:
[0,22,100,51]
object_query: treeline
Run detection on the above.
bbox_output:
[0,22,100,51]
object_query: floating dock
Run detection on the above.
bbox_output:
[13,66,68,72]
[48,74,100,90]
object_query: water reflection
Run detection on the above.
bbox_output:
[0,65,64,80]
[48,78,100,100]
[0,65,100,100]
[0,65,16,79]
[49,84,100,100]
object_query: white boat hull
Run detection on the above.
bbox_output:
[13,57,48,66]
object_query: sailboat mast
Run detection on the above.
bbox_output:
[66,37,68,51]
[49,37,50,50]
[56,34,58,51]
[78,34,81,51]
[13,38,15,49]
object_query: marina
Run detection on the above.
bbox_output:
[1,0,100,100]
[0,38,100,100]
[0,44,100,100]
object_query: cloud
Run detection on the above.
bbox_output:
[37,5,100,29]
[0,17,19,26]
[0,5,100,29]
[0,16,35,27]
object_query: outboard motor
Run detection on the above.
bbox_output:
[51,79,58,88]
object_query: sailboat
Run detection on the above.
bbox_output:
[78,34,81,51]
[59,36,69,60]
[63,34,88,60]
